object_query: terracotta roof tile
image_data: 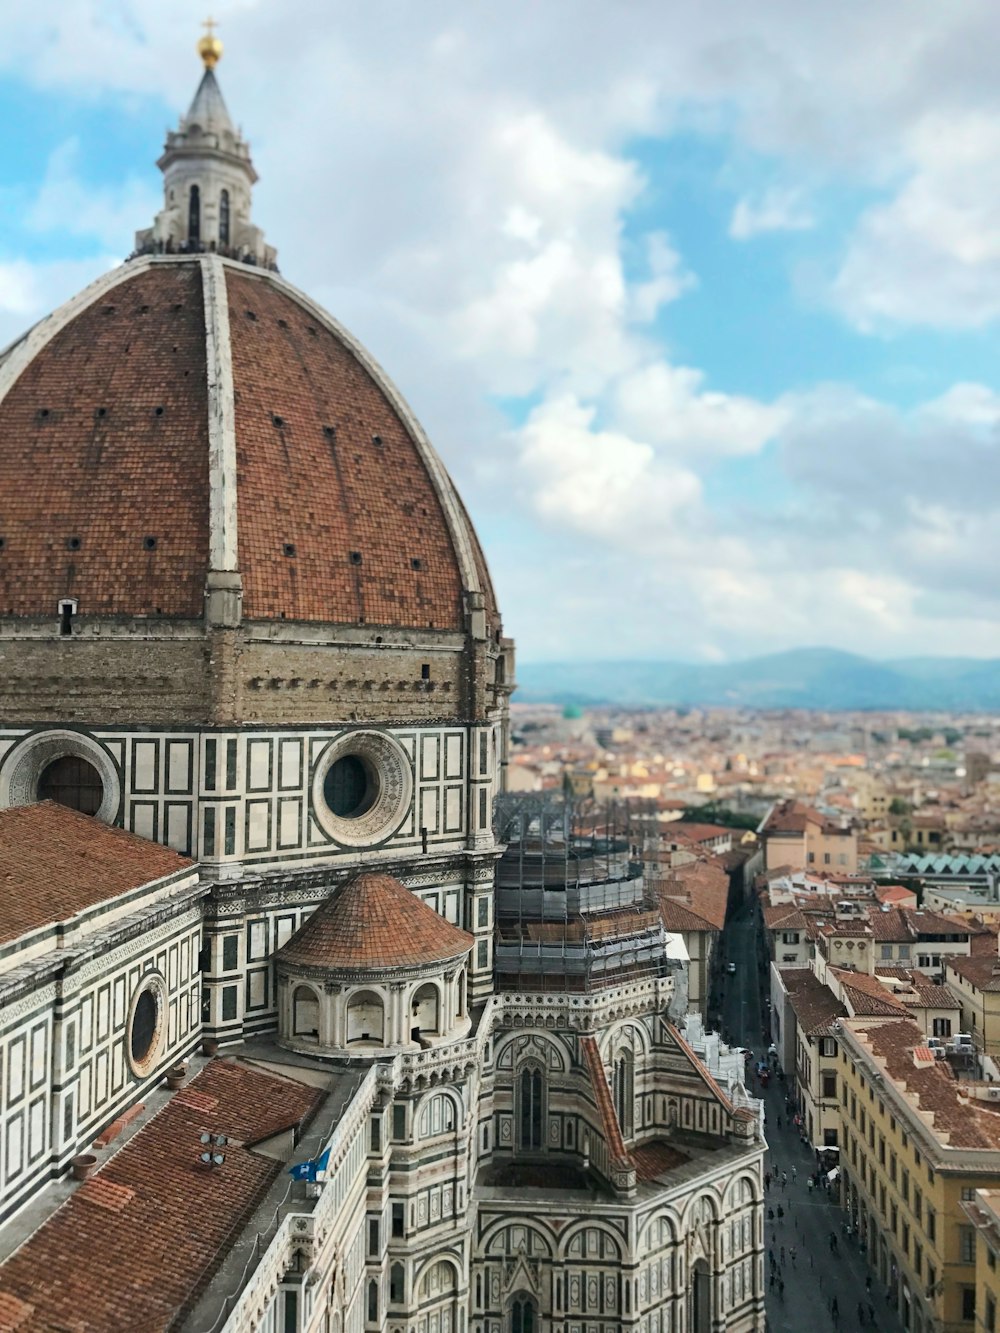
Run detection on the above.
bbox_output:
[0,265,210,618]
[0,1061,318,1332]
[784,970,848,1035]
[278,872,473,971]
[580,1035,629,1166]
[849,1018,1000,1149]
[0,803,193,946]
[227,270,495,630]
[946,954,1000,993]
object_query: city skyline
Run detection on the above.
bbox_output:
[3,2,1000,662]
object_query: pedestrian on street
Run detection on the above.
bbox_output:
[769,1248,775,1268]
[777,1114,782,1129]
[791,1164,797,1181]
[807,1178,814,1193]
[782,1172,788,1189]
[777,1205,784,1221]
[868,1303,875,1324]
[865,1274,871,1293]
[857,1301,866,1326]
[789,1246,797,1265]
[780,1246,785,1264]
[765,1171,771,1191]
[768,1207,774,1221]
[769,1270,775,1290]
[778,1278,785,1300]
[830,1296,839,1323]
[829,1232,838,1254]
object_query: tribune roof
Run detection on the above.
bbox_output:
[0,803,192,946]
[0,1061,319,1331]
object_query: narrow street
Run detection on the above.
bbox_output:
[719,899,905,1333]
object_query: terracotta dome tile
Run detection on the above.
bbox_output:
[278,872,473,971]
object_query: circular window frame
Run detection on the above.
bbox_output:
[0,728,120,822]
[125,971,168,1079]
[312,730,413,849]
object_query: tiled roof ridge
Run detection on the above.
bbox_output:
[580,1035,629,1167]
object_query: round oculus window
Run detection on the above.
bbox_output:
[312,731,413,849]
[125,975,167,1079]
[323,754,377,819]
[0,729,120,822]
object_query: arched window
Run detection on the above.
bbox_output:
[411,982,440,1039]
[38,755,103,816]
[518,1065,544,1151]
[292,985,319,1041]
[510,1295,536,1333]
[347,990,385,1044]
[389,1263,404,1305]
[188,184,201,243]
[613,1050,634,1138]
[219,189,230,246]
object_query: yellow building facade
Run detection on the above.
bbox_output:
[838,1017,1000,1333]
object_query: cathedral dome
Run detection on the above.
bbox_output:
[0,254,497,632]
[0,45,497,637]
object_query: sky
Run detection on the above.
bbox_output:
[3,2,1000,664]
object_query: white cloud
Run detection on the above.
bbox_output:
[613,361,786,458]
[729,187,814,239]
[833,112,1000,329]
[514,393,702,540]
[25,139,158,249]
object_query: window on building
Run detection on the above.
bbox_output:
[961,1225,976,1264]
[961,1187,976,1201]
[518,1066,544,1151]
[933,1017,952,1038]
[391,1202,405,1238]
[478,897,490,927]
[509,1297,536,1333]
[821,1038,837,1057]
[189,184,201,242]
[987,1293,997,1333]
[219,189,230,247]
[368,1218,379,1257]
[902,1169,909,1205]
[899,945,910,960]
[822,1073,837,1100]
[390,1264,404,1305]
[370,1116,381,1154]
[222,935,238,971]
[38,755,103,815]
[927,1208,936,1243]
[392,1104,406,1140]
[881,945,893,960]
[962,1287,976,1322]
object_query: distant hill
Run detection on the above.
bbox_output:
[514,648,1000,711]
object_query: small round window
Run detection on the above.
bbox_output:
[323,754,377,819]
[131,990,158,1064]
[38,755,104,816]
[126,975,166,1078]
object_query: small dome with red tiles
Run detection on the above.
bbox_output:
[278,872,473,974]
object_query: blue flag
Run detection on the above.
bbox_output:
[289,1146,331,1181]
